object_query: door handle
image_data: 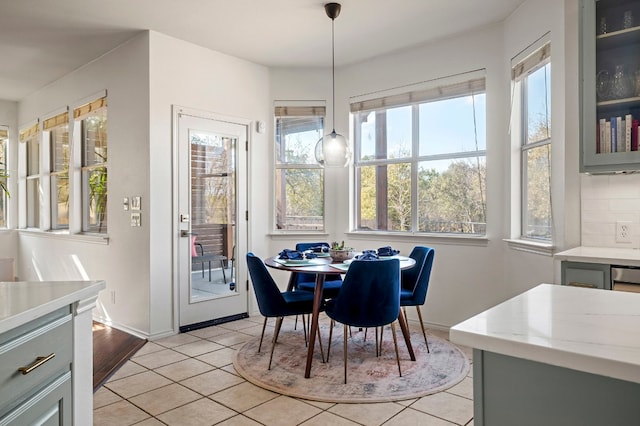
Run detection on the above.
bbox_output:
[181,230,192,237]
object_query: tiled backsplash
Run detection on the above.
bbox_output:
[581,174,640,248]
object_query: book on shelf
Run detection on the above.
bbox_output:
[596,120,601,153]
[605,120,611,153]
[618,116,625,152]
[625,114,632,152]
[634,120,640,152]
[611,116,617,152]
[599,118,607,154]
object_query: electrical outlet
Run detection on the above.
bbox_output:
[616,221,632,243]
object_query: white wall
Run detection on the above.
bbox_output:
[148,31,270,334]
[269,0,581,328]
[16,33,152,336]
[3,0,585,333]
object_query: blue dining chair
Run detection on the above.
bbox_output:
[400,246,435,352]
[324,258,402,383]
[246,252,323,369]
[294,242,343,298]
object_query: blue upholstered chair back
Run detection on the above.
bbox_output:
[246,252,287,317]
[327,259,400,328]
[294,242,342,285]
[401,246,435,305]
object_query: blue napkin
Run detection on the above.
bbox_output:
[310,244,329,253]
[279,249,317,260]
[377,246,399,256]
[356,250,379,261]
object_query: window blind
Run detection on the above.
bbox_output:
[43,111,69,130]
[74,96,107,120]
[512,42,551,81]
[274,106,326,117]
[350,78,486,114]
[19,123,39,142]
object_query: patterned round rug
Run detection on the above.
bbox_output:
[233,320,469,403]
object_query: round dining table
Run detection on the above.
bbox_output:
[264,255,416,378]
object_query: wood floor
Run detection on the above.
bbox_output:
[93,322,147,391]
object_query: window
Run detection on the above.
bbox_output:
[20,123,40,229]
[352,74,486,235]
[0,126,7,227]
[44,111,69,230]
[75,97,107,234]
[274,105,325,231]
[513,42,551,241]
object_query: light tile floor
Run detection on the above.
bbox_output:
[94,315,474,426]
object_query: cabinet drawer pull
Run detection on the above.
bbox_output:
[568,281,597,289]
[18,353,56,375]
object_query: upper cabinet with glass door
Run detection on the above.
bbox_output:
[581,0,640,173]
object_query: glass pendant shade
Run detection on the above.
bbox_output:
[315,130,351,168]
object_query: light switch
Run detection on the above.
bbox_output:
[131,212,141,227]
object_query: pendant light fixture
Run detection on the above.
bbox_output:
[315,2,351,168]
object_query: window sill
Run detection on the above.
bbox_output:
[19,229,109,245]
[269,231,330,240]
[503,238,555,256]
[345,231,489,247]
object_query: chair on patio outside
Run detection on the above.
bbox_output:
[191,236,227,283]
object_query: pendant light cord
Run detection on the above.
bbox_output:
[331,16,336,132]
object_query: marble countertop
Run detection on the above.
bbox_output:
[555,246,640,266]
[0,280,105,334]
[450,283,640,384]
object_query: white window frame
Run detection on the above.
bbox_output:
[44,110,70,231]
[273,102,326,233]
[350,72,487,236]
[0,126,8,228]
[74,97,108,235]
[511,38,552,243]
[20,122,41,230]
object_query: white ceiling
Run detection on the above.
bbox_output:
[0,0,525,101]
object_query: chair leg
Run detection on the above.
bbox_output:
[302,312,308,347]
[317,325,325,363]
[343,323,348,384]
[268,317,284,370]
[220,258,227,283]
[327,319,335,362]
[258,317,268,353]
[375,327,379,357]
[390,321,402,377]
[294,315,298,330]
[415,306,429,353]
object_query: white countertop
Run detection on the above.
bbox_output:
[450,283,640,384]
[0,280,106,334]
[555,246,640,266]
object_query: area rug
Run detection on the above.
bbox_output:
[233,320,469,403]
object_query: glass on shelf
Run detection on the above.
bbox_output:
[623,10,634,29]
[596,69,610,101]
[611,64,634,99]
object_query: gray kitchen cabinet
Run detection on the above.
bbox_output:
[0,307,73,426]
[561,260,611,289]
[580,0,640,173]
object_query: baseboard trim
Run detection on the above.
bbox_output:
[179,312,249,333]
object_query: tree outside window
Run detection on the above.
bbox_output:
[274,106,325,231]
[353,77,486,235]
[77,99,108,234]
[519,53,551,241]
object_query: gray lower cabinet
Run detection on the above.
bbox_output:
[561,261,611,289]
[473,349,640,426]
[0,307,73,426]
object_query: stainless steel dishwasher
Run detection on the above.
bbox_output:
[611,266,640,293]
